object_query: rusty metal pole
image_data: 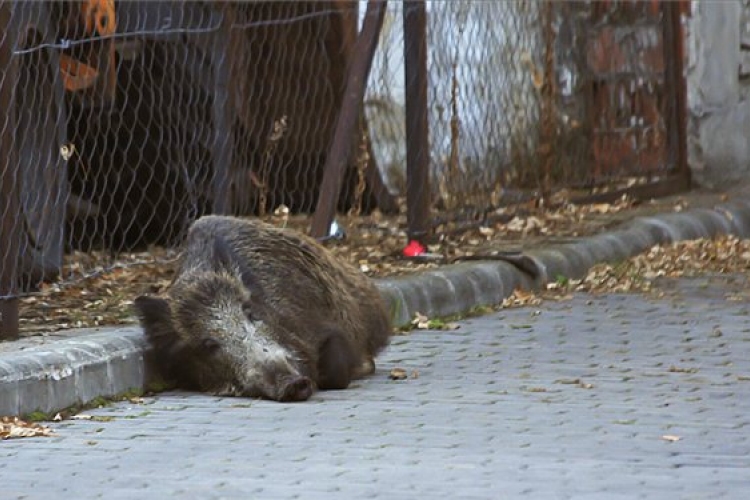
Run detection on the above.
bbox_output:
[662,0,690,188]
[402,0,431,243]
[211,4,234,215]
[0,3,21,340]
[310,0,387,239]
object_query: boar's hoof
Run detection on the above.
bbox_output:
[279,376,314,402]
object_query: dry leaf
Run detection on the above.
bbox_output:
[555,378,581,385]
[1,417,56,440]
[668,366,698,374]
[411,312,430,330]
[661,435,681,442]
[13,196,750,337]
[70,414,93,420]
[502,288,542,308]
[590,203,612,214]
[389,368,408,380]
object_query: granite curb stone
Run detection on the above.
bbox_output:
[0,328,148,415]
[2,200,750,416]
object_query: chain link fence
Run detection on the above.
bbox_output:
[366,0,686,227]
[366,1,545,222]
[0,0,687,338]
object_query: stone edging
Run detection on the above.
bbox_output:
[2,200,750,416]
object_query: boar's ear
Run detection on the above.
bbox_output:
[133,296,171,328]
[133,296,179,349]
[212,235,236,272]
[133,295,196,386]
[237,264,265,303]
[212,235,266,300]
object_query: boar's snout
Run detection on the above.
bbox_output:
[278,375,314,402]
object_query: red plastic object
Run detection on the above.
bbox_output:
[402,240,426,258]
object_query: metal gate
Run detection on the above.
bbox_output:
[554,0,689,200]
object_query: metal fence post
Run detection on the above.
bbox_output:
[662,0,690,188]
[0,2,20,340]
[211,4,234,215]
[403,0,431,243]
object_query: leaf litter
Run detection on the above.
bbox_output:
[1,417,55,440]
[10,193,750,337]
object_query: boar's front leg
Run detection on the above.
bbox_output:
[317,328,357,390]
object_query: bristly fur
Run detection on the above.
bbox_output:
[134,215,392,401]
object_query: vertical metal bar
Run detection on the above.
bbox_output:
[211,5,233,215]
[539,0,556,197]
[662,0,690,187]
[44,1,69,282]
[402,0,431,242]
[310,0,387,239]
[0,2,21,340]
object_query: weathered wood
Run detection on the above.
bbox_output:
[310,0,387,238]
[332,0,398,215]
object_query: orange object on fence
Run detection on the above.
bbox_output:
[81,0,116,36]
[59,0,117,97]
[59,53,99,92]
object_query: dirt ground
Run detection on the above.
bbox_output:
[11,186,750,337]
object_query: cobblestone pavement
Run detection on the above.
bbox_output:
[3,275,750,499]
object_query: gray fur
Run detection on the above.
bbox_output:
[134,215,391,402]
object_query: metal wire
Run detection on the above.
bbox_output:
[0,0,684,303]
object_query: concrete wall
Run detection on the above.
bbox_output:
[686,0,750,188]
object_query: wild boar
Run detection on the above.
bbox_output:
[134,215,391,402]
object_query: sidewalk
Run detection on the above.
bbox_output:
[3,275,749,499]
[2,196,750,416]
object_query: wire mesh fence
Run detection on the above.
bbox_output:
[365,0,687,226]
[365,1,543,225]
[0,0,688,338]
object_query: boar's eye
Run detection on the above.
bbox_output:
[201,337,221,353]
[241,301,255,321]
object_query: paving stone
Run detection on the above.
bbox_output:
[3,276,750,499]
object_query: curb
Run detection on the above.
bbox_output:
[2,200,750,416]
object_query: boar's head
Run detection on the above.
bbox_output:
[134,236,314,402]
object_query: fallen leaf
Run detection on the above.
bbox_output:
[614,419,637,425]
[668,366,698,374]
[661,435,681,442]
[411,312,430,330]
[389,368,408,380]
[555,378,581,385]
[0,417,56,440]
[502,288,542,308]
[14,197,750,337]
